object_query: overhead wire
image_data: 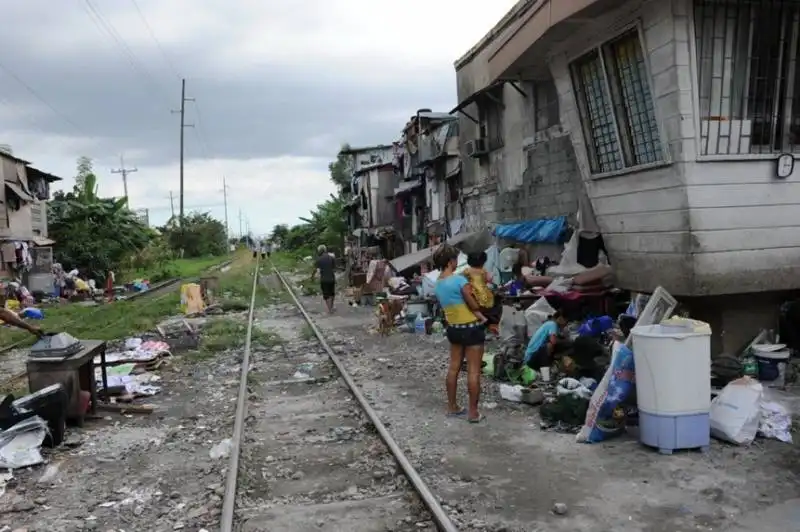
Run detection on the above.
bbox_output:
[81,0,173,109]
[0,61,88,138]
[129,0,182,81]
[127,0,219,167]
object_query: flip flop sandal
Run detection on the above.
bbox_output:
[446,409,467,418]
[467,414,485,424]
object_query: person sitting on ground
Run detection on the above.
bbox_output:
[433,243,486,423]
[310,244,336,314]
[523,311,568,370]
[0,286,43,338]
[463,251,500,335]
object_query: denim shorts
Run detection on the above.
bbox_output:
[445,322,486,347]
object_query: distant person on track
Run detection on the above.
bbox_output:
[265,241,273,259]
[433,243,486,424]
[311,244,336,314]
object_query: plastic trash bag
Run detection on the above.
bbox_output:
[20,307,43,320]
[710,377,763,445]
[576,341,635,443]
[499,305,527,344]
[524,297,556,340]
[547,231,586,277]
[556,377,593,399]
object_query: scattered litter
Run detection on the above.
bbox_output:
[209,439,232,459]
[556,378,593,400]
[0,470,13,497]
[98,340,171,365]
[0,416,49,469]
[37,462,61,484]
[499,384,524,403]
[759,394,793,444]
[97,363,162,397]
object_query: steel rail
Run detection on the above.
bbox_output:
[271,266,459,532]
[220,255,261,532]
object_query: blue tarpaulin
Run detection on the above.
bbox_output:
[493,216,567,244]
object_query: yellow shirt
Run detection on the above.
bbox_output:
[463,267,494,308]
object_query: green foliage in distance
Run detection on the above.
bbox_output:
[48,157,154,279]
[160,212,227,258]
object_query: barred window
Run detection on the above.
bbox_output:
[571,29,664,174]
[695,0,800,155]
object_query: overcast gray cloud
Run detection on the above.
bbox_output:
[0,0,518,234]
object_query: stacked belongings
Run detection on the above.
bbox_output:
[571,264,614,293]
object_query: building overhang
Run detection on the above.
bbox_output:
[486,0,626,81]
[26,166,63,182]
[450,80,527,124]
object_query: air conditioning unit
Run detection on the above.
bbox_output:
[465,138,489,158]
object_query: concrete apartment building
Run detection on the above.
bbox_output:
[453,0,800,352]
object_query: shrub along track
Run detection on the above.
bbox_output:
[218,259,458,531]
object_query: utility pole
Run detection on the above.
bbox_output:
[111,154,137,201]
[238,209,243,240]
[172,78,193,223]
[222,176,230,251]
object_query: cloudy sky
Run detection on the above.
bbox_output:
[1,0,517,236]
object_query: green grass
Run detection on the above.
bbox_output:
[300,324,316,341]
[197,317,282,356]
[269,251,307,273]
[0,252,250,350]
[121,255,231,284]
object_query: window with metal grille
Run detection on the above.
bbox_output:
[695,0,800,155]
[571,28,664,174]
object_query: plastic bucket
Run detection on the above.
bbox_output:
[753,347,790,387]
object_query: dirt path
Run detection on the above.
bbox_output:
[292,291,800,532]
[4,273,799,531]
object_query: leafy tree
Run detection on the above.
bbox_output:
[160,212,226,258]
[75,155,94,190]
[328,143,352,192]
[270,224,289,245]
[48,157,152,279]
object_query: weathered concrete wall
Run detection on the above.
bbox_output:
[457,77,581,234]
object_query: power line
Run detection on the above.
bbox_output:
[129,0,182,80]
[0,60,87,136]
[80,0,172,108]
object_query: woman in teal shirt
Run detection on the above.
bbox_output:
[433,244,486,423]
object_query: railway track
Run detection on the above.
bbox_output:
[220,259,457,531]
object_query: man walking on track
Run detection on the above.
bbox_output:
[311,245,336,314]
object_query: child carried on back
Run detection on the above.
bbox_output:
[463,252,501,335]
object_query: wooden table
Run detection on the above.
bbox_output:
[27,339,108,425]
